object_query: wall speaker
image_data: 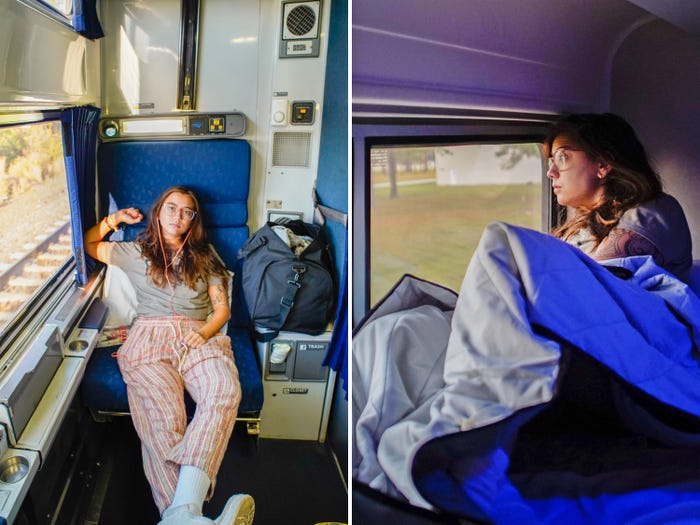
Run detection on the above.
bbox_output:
[279,1,321,58]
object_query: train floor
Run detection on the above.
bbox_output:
[78,416,348,525]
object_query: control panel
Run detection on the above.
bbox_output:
[189,116,226,135]
[290,101,314,124]
[99,113,247,141]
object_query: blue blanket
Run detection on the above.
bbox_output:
[353,222,700,524]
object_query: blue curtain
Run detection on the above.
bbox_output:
[73,0,104,39]
[317,0,348,399]
[61,106,101,286]
[324,230,348,399]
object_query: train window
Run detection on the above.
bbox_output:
[18,0,75,27]
[370,142,543,302]
[0,120,71,334]
[41,0,72,16]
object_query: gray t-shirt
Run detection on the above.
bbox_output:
[566,193,692,281]
[103,242,224,320]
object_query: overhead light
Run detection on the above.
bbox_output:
[121,118,186,135]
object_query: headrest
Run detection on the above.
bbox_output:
[98,139,250,227]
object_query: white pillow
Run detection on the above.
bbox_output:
[102,265,138,328]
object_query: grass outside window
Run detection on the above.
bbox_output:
[370,143,543,303]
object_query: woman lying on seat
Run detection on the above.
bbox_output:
[545,113,692,281]
[84,185,254,525]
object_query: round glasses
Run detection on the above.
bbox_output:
[163,203,197,222]
[547,147,581,172]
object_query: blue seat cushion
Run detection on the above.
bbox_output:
[80,327,263,415]
[229,327,264,413]
[80,345,128,412]
[82,138,262,417]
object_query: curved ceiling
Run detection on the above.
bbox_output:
[352,0,695,115]
[627,0,700,38]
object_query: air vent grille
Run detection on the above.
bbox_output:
[286,5,316,36]
[272,132,311,167]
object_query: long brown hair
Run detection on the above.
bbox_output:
[546,113,662,244]
[136,186,228,289]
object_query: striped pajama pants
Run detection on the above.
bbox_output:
[116,316,241,513]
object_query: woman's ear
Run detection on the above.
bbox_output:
[597,163,611,179]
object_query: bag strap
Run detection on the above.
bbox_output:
[279,262,306,324]
[254,263,307,342]
[313,187,348,228]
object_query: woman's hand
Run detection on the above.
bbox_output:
[85,206,144,262]
[183,329,208,349]
[182,282,230,349]
[110,207,144,228]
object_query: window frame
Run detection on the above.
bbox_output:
[16,0,74,29]
[15,0,103,40]
[352,112,556,326]
[0,111,78,353]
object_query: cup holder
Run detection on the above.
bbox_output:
[0,455,29,484]
[68,339,88,352]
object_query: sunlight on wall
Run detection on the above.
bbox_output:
[62,38,86,95]
[119,24,140,112]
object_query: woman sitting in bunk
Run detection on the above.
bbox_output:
[84,185,255,525]
[545,113,692,281]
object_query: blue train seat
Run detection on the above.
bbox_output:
[79,139,264,433]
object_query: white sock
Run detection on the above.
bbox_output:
[167,465,211,515]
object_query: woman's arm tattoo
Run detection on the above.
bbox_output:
[593,228,664,264]
[211,283,228,307]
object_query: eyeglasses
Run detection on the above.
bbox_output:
[163,203,197,221]
[547,147,581,172]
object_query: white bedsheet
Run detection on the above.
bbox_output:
[353,222,700,511]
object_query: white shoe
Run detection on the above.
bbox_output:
[158,504,215,525]
[215,494,255,525]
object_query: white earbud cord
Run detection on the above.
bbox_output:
[157,220,193,374]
